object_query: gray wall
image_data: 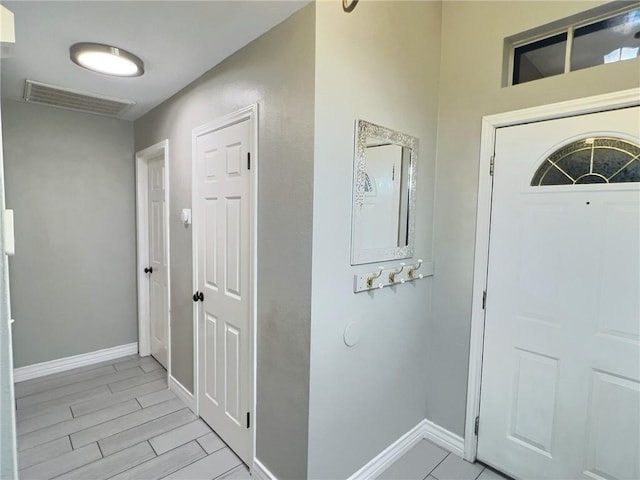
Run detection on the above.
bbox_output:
[3,100,137,368]
[133,5,315,479]
[429,0,640,437]
[307,2,441,478]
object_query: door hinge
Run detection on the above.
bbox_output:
[482,290,487,310]
[474,416,479,435]
[489,155,495,176]
[246,412,250,429]
[247,152,251,170]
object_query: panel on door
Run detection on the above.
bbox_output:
[478,107,640,480]
[195,118,252,464]
[148,155,168,368]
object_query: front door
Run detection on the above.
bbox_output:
[194,116,252,464]
[478,106,640,479]
[147,154,168,368]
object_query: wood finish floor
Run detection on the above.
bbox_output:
[15,355,249,480]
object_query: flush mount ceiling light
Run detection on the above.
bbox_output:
[70,42,144,77]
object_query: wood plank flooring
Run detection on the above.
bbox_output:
[15,355,249,480]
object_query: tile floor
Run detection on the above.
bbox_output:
[15,355,249,480]
[380,440,509,480]
[15,354,509,480]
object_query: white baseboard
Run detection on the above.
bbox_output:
[14,342,138,383]
[345,419,465,479]
[348,420,429,480]
[423,419,465,458]
[252,459,278,480]
[249,419,464,480]
[169,375,195,413]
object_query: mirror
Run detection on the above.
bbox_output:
[351,119,418,265]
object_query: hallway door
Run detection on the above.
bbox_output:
[194,112,253,464]
[147,155,168,368]
[478,107,640,479]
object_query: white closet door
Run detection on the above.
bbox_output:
[195,118,252,464]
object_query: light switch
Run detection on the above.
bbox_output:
[2,209,15,256]
[181,208,192,226]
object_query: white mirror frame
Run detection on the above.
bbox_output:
[350,119,418,265]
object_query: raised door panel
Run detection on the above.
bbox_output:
[583,372,640,480]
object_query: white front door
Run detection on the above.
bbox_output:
[147,155,168,368]
[194,116,252,464]
[478,107,640,480]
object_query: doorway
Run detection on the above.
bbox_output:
[135,140,170,370]
[192,106,257,465]
[466,92,640,480]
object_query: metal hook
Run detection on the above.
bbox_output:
[342,0,359,13]
[407,259,423,280]
[388,263,405,283]
[366,266,384,289]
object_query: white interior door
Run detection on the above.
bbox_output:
[195,117,252,464]
[478,106,640,480]
[147,155,168,368]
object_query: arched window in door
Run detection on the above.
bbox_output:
[530,137,640,186]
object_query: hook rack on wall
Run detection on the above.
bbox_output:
[353,259,434,293]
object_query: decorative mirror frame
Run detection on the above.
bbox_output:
[351,119,419,265]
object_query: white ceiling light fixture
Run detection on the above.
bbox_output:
[70,42,144,77]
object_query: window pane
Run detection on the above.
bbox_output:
[513,33,567,85]
[571,9,640,71]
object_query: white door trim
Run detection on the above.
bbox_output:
[191,104,258,462]
[135,140,171,379]
[464,87,640,462]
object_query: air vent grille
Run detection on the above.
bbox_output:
[24,80,134,117]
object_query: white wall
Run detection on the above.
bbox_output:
[3,100,137,368]
[430,0,640,437]
[307,2,442,478]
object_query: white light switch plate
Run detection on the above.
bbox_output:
[180,208,192,226]
[2,209,15,256]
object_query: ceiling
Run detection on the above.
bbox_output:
[1,1,309,120]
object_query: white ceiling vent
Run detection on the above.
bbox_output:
[23,80,135,117]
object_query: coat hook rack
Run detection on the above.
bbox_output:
[354,259,434,293]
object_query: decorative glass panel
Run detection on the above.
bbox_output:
[531,137,640,186]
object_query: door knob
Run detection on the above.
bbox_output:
[144,267,153,274]
[193,291,204,302]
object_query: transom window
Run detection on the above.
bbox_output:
[509,6,640,86]
[531,137,640,186]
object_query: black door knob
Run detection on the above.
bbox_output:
[193,291,204,302]
[144,267,153,274]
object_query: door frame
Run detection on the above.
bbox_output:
[191,104,258,462]
[135,140,171,377]
[464,88,640,462]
